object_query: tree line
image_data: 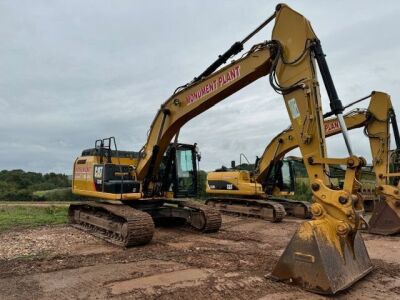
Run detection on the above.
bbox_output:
[0,170,71,201]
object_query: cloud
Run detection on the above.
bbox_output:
[1,0,399,174]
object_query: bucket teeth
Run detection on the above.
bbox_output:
[368,198,400,235]
[271,221,373,295]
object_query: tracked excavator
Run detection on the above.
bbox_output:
[206,92,400,226]
[71,3,372,294]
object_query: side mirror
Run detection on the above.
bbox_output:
[231,160,236,169]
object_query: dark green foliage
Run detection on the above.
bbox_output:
[32,188,86,201]
[289,159,308,177]
[0,170,71,201]
[292,181,313,202]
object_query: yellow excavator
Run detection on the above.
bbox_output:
[206,91,400,233]
[364,93,400,235]
[71,4,372,294]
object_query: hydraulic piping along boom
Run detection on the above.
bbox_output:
[192,11,277,83]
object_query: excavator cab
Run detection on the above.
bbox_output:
[263,159,296,195]
[159,143,198,198]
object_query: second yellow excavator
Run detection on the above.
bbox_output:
[206,93,377,219]
[206,91,400,235]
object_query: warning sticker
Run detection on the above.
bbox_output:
[288,98,300,119]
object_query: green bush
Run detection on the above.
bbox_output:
[0,169,71,201]
[32,188,86,201]
[292,181,313,202]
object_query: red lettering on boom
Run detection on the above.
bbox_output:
[186,66,241,105]
[324,120,341,134]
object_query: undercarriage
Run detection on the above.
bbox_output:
[69,199,222,247]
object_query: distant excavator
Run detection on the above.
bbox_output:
[71,4,373,294]
[206,91,400,235]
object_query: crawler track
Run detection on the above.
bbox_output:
[267,196,312,219]
[69,202,155,247]
[183,202,222,232]
[206,197,286,222]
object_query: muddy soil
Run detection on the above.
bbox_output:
[0,216,399,299]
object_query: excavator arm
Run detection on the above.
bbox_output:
[364,93,400,234]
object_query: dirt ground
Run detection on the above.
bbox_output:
[0,215,399,300]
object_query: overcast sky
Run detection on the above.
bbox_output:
[1,0,399,174]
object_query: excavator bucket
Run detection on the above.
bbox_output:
[368,197,400,235]
[270,221,373,295]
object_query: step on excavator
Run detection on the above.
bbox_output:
[71,3,372,294]
[206,91,400,227]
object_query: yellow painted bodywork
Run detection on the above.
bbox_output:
[270,5,366,257]
[72,155,142,200]
[365,92,400,232]
[206,170,264,197]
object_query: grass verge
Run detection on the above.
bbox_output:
[0,205,68,232]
